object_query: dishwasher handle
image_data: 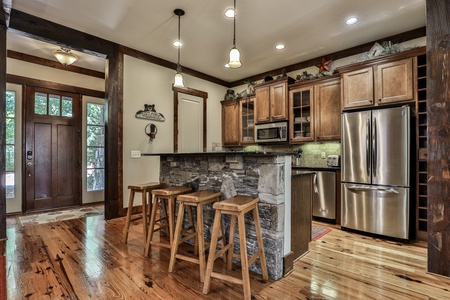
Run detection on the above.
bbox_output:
[313,173,318,194]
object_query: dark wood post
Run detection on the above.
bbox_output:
[427,0,450,276]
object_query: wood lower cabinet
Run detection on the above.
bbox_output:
[291,173,313,260]
[340,57,415,110]
[221,99,239,146]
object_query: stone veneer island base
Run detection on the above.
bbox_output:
[144,152,292,280]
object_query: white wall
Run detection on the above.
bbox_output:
[7,58,105,91]
[122,55,226,208]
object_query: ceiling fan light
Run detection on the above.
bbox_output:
[174,71,184,87]
[228,47,242,68]
[52,48,78,66]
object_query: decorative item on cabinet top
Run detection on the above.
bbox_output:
[135,104,165,122]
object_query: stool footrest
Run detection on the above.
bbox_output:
[175,254,199,265]
[248,251,263,266]
[210,271,243,286]
[213,243,233,259]
[149,241,171,249]
[178,232,197,244]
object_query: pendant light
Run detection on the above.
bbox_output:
[52,48,78,66]
[173,9,185,87]
[227,0,242,68]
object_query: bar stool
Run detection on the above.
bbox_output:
[168,190,225,282]
[203,195,268,300]
[144,186,192,257]
[123,182,164,244]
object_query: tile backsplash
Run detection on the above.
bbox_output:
[295,142,341,167]
[241,141,341,167]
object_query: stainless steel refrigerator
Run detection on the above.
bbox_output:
[341,106,410,239]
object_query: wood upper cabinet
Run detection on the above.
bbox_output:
[341,57,415,110]
[289,85,315,143]
[221,96,256,146]
[315,78,341,141]
[341,67,374,109]
[239,95,255,144]
[254,77,292,124]
[221,99,240,146]
[289,75,341,143]
[374,58,414,105]
[255,86,270,123]
[270,82,288,121]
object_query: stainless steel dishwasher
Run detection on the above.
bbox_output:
[312,171,336,220]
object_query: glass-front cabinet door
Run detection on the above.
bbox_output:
[289,86,315,143]
[239,95,255,144]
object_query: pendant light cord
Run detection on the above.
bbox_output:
[233,0,236,47]
[177,13,181,71]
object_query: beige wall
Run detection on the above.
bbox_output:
[122,55,226,208]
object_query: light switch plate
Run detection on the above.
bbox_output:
[321,152,326,159]
[131,150,141,158]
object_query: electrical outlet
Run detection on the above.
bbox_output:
[321,152,326,159]
[131,150,141,158]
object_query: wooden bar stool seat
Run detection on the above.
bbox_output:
[203,195,268,300]
[144,186,192,256]
[123,182,165,244]
[168,190,225,282]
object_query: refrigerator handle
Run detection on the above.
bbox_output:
[313,173,318,194]
[372,117,377,178]
[366,117,371,177]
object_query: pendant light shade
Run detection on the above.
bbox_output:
[173,9,185,87]
[52,48,78,66]
[227,0,242,68]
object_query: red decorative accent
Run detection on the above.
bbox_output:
[316,57,332,73]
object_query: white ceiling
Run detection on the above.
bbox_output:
[8,0,426,83]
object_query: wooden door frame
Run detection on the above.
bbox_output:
[172,86,207,153]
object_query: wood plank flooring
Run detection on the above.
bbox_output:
[3,210,450,299]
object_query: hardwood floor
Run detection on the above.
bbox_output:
[3,211,450,299]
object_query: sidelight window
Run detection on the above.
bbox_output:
[5,91,16,198]
[86,102,105,191]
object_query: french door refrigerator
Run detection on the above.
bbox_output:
[341,106,410,240]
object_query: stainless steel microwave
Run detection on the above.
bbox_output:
[255,121,288,143]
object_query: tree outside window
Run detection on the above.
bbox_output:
[86,103,105,191]
[6,91,16,198]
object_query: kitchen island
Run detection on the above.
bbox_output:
[142,151,296,280]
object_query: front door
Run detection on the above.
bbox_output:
[24,87,81,211]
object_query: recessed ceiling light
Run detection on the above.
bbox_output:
[225,9,235,18]
[275,44,285,50]
[346,17,358,25]
[173,40,183,47]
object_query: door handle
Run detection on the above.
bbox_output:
[366,118,370,178]
[372,117,377,178]
[371,187,399,194]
